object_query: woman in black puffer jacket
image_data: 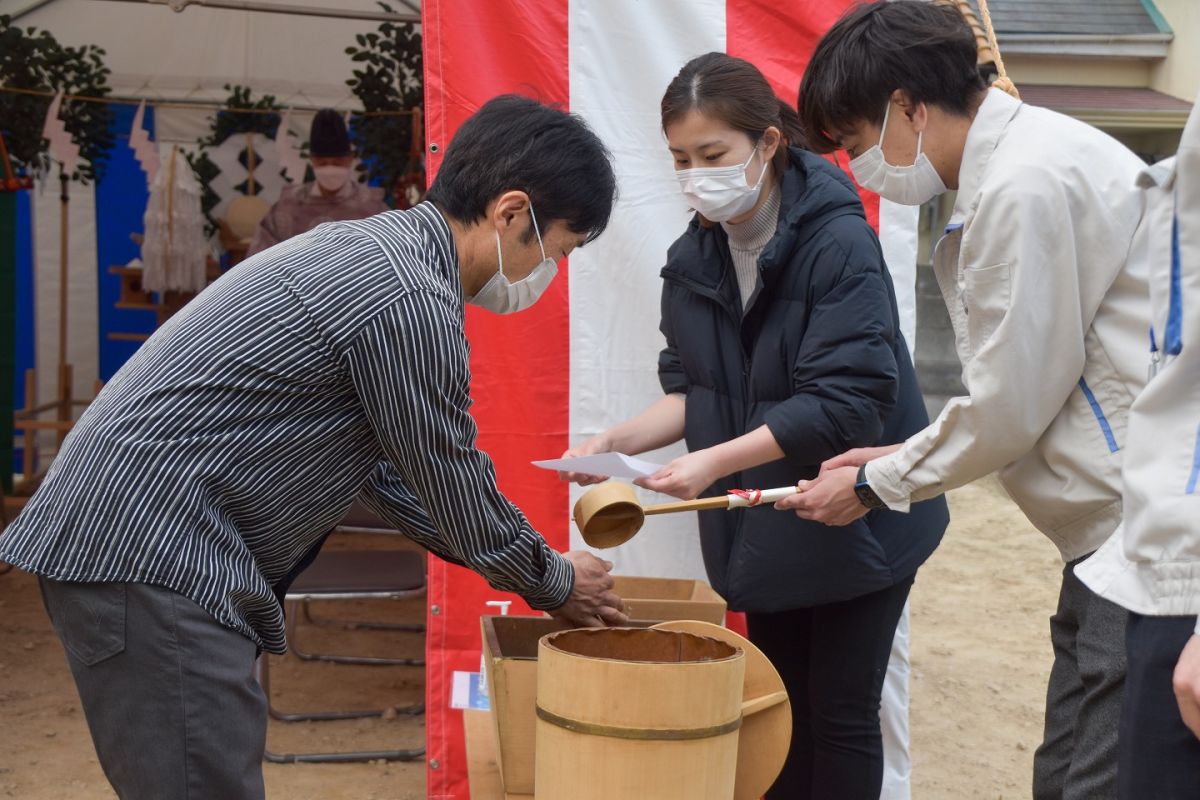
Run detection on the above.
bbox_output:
[562,53,948,800]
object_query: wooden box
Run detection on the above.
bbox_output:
[481,615,570,796]
[463,708,532,800]
[611,576,727,624]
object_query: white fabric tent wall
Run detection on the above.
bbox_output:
[30,178,99,457]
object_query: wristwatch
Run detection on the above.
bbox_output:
[854,464,886,511]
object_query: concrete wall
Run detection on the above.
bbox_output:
[1006,56,1153,88]
[1152,0,1200,102]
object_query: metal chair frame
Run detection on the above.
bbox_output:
[260,528,427,764]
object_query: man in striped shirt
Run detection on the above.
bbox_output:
[0,95,623,799]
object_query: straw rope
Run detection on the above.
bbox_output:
[977,0,1020,99]
[0,84,417,117]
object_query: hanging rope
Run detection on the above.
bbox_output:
[0,84,418,117]
[977,0,1020,99]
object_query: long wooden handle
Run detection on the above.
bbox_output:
[643,496,732,515]
[643,486,800,516]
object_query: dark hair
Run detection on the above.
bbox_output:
[798,1,987,153]
[661,52,806,180]
[426,95,617,244]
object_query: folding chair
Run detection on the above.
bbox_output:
[258,503,427,764]
[289,504,426,667]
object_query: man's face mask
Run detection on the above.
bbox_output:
[313,164,351,193]
[468,202,558,315]
[849,102,947,206]
[675,145,768,223]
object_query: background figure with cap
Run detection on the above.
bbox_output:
[247,108,389,256]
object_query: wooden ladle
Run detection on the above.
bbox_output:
[572,481,799,548]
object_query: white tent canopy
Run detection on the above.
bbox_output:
[2,0,421,142]
[2,0,423,448]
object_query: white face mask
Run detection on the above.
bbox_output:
[675,145,768,223]
[313,164,351,192]
[468,203,558,315]
[849,103,947,206]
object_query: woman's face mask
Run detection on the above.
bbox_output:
[675,144,769,223]
[848,102,946,206]
[468,202,558,315]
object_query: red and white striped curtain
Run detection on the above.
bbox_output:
[420,2,917,795]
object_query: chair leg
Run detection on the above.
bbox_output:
[256,654,425,722]
[290,600,425,667]
[263,745,425,764]
[256,655,425,764]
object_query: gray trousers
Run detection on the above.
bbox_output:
[1032,557,1128,800]
[39,578,267,800]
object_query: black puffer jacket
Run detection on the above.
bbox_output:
[658,147,948,611]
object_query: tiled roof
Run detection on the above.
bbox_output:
[965,0,1166,37]
[1019,84,1193,113]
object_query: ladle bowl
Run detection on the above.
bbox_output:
[572,481,646,547]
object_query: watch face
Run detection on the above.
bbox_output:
[854,483,882,510]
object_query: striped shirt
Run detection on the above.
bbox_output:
[0,203,573,653]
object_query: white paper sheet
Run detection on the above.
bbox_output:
[532,452,665,480]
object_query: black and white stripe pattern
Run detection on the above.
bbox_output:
[0,203,572,653]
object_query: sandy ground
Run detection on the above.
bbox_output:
[0,476,1063,799]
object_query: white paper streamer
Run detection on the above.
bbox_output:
[41,91,80,174]
[129,100,160,186]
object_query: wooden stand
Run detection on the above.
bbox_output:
[10,167,100,501]
[11,365,101,501]
[107,257,220,343]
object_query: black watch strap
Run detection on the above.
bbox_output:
[854,464,885,511]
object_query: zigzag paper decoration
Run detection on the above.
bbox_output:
[41,90,80,174]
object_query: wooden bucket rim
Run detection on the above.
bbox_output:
[540,626,744,665]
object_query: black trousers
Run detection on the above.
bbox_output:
[1119,613,1200,800]
[746,575,914,800]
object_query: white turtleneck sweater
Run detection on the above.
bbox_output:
[721,184,781,310]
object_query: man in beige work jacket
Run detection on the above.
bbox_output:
[785,3,1150,797]
[1077,93,1200,797]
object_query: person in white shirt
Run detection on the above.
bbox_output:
[1076,93,1200,797]
[783,3,1150,797]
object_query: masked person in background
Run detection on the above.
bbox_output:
[561,53,948,800]
[781,3,1152,798]
[247,107,389,256]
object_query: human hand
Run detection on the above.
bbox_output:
[773,465,869,526]
[557,434,614,486]
[635,450,720,501]
[1174,634,1200,740]
[549,550,628,628]
[819,444,903,475]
